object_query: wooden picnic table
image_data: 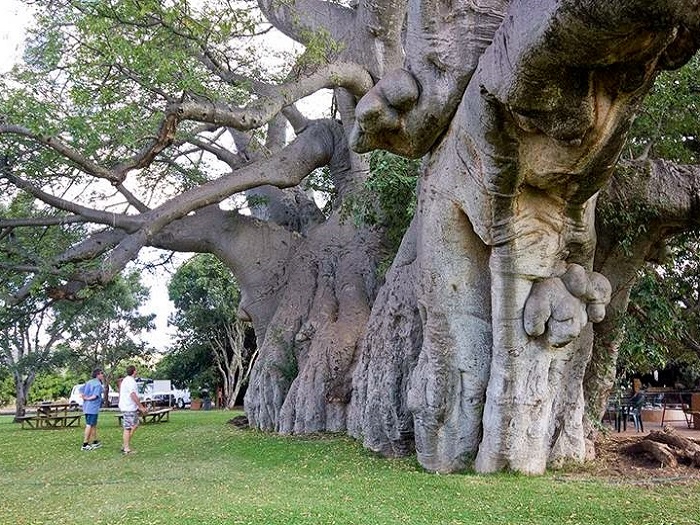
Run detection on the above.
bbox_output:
[116,407,171,425]
[682,393,700,429]
[18,402,82,429]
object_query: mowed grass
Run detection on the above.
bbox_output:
[0,411,698,525]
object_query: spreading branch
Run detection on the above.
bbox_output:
[31,119,346,296]
[0,113,179,185]
[171,62,373,129]
[257,0,355,46]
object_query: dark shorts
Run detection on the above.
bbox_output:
[84,413,99,426]
[121,411,140,430]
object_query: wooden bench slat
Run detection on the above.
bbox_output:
[116,408,172,425]
[18,414,82,429]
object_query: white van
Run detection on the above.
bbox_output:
[138,378,191,409]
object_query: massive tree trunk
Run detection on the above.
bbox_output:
[235,0,700,475]
[344,1,700,474]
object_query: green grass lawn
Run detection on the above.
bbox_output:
[0,410,698,525]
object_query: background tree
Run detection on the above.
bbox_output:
[612,57,700,386]
[0,196,86,418]
[168,254,256,409]
[58,270,156,402]
[617,232,700,385]
[2,0,700,475]
[155,343,216,394]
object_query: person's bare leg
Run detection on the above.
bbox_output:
[129,426,137,449]
[123,428,132,452]
[83,425,92,444]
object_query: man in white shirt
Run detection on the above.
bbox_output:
[118,365,148,454]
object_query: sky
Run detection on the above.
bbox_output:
[0,2,178,349]
[0,0,31,73]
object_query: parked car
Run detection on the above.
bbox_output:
[68,383,119,408]
[137,378,191,409]
[151,393,176,407]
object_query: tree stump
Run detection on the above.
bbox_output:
[623,426,700,468]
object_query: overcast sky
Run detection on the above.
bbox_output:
[0,0,31,73]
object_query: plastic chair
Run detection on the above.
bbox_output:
[628,392,645,432]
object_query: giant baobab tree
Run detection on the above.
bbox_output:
[2,0,700,474]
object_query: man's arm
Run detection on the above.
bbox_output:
[81,384,99,401]
[130,391,148,412]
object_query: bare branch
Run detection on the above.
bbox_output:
[56,229,128,264]
[0,170,142,231]
[1,113,180,185]
[186,137,244,169]
[171,62,373,129]
[114,183,150,213]
[357,0,407,70]
[44,119,345,296]
[0,216,86,228]
[0,124,121,183]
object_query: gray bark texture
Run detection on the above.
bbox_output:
[343,0,700,474]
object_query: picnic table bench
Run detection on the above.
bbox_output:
[684,408,700,429]
[18,403,82,429]
[116,408,171,425]
[683,393,700,429]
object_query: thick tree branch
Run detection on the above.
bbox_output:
[357,0,407,71]
[199,50,311,133]
[604,159,700,235]
[257,0,355,46]
[350,0,508,157]
[44,119,345,295]
[56,229,128,264]
[0,124,120,183]
[0,113,179,185]
[0,216,86,228]
[171,62,373,129]
[186,136,244,169]
[0,170,143,231]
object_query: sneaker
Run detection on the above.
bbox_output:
[121,448,134,455]
[91,441,102,449]
[81,444,93,451]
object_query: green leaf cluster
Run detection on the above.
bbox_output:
[0,196,86,311]
[1,0,275,193]
[163,254,252,392]
[628,55,700,163]
[342,151,419,272]
[619,231,700,385]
